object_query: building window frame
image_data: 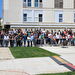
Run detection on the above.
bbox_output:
[23,0,31,7]
[55,0,63,8]
[35,0,38,7]
[35,0,43,8]
[59,14,63,22]
[23,13,27,22]
[39,14,43,22]
[28,0,31,7]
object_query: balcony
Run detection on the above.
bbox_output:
[23,2,31,8]
[23,2,27,8]
[39,2,43,8]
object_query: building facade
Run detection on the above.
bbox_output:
[3,0,75,29]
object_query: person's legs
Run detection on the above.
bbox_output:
[27,40,30,47]
[1,40,3,47]
[46,37,48,44]
[17,41,19,47]
[40,39,43,46]
[74,40,75,46]
[6,40,9,47]
[48,38,51,45]
[14,40,16,47]
[0,40,2,47]
[31,41,33,47]
[0,40,1,46]
[4,40,6,47]
[51,39,54,46]
[20,40,23,47]
[24,40,26,47]
[10,40,12,47]
[56,39,59,45]
[34,39,37,46]
[10,40,14,47]
[19,40,21,47]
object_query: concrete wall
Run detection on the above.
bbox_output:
[63,0,74,8]
[43,10,55,22]
[63,10,74,23]
[43,0,54,8]
[3,0,75,25]
[3,0,23,24]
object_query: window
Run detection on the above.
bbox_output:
[23,0,27,7]
[23,0,31,7]
[35,0,43,7]
[74,14,75,22]
[59,14,63,22]
[39,14,43,22]
[35,0,38,7]
[23,14,27,22]
[55,0,63,8]
[24,0,26,2]
[28,0,31,7]
[40,0,42,2]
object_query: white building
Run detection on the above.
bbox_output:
[3,0,75,29]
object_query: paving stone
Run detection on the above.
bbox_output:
[0,57,70,75]
[0,47,14,60]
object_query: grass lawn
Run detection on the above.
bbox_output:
[9,47,59,58]
[39,72,75,75]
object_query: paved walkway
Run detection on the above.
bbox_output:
[0,46,75,75]
[0,57,70,75]
[40,46,75,65]
[0,47,14,60]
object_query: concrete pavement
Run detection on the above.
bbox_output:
[0,57,70,75]
[40,46,75,66]
[0,46,75,75]
[0,47,14,60]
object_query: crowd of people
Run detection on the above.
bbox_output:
[0,29,75,47]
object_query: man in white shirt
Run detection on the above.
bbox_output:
[4,34,9,47]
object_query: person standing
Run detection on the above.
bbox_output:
[0,33,4,47]
[16,34,22,47]
[23,33,27,47]
[30,33,34,47]
[9,35,14,47]
[4,34,9,47]
[27,35,31,47]
[56,33,60,45]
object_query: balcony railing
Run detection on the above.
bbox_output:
[23,2,27,8]
[39,2,43,8]
[23,2,31,8]
[23,2,43,8]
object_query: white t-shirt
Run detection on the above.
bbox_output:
[4,36,9,40]
[56,35,60,39]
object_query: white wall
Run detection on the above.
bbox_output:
[63,0,74,8]
[3,0,23,24]
[43,10,55,22]
[63,10,74,23]
[3,0,75,25]
[23,10,33,22]
[43,0,54,8]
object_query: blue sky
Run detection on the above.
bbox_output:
[0,0,2,18]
